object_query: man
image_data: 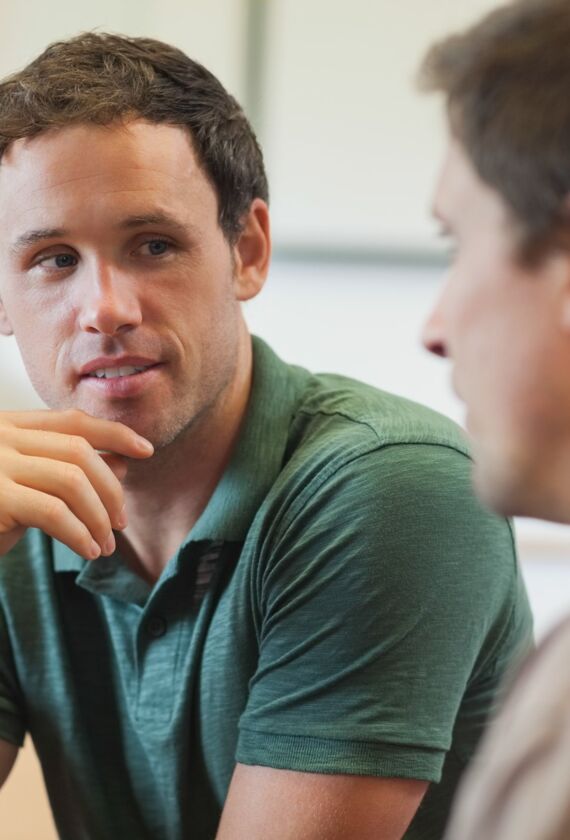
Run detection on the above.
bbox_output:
[0,33,530,840]
[420,2,570,838]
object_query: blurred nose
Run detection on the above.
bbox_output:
[421,300,448,359]
[77,262,142,336]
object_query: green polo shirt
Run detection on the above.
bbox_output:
[0,337,532,840]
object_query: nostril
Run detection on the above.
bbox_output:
[426,340,448,359]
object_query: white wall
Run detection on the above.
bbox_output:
[0,0,246,98]
[261,0,502,252]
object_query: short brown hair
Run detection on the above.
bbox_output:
[419,0,570,262]
[0,32,269,243]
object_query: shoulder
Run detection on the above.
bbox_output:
[278,371,487,535]
[292,370,471,457]
[500,616,570,726]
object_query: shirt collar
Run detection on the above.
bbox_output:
[187,335,307,542]
[53,336,307,572]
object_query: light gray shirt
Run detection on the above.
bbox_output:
[445,615,570,840]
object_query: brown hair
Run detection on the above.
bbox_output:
[419,0,570,262]
[0,32,269,243]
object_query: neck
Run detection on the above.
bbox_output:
[116,332,253,583]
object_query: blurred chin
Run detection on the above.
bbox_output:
[471,451,565,522]
[470,440,534,518]
[472,464,520,517]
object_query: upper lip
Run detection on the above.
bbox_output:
[79,356,160,376]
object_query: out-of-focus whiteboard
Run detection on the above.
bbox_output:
[260,0,502,253]
[0,0,246,102]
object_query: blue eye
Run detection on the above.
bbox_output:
[37,253,78,269]
[141,240,170,256]
[54,254,77,268]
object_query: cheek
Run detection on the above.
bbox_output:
[7,293,72,385]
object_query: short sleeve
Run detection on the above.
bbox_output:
[236,443,531,782]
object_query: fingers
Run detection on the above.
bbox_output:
[7,453,118,556]
[2,409,154,459]
[0,409,149,559]
[0,484,102,560]
[3,427,128,531]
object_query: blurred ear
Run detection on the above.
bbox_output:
[232,199,271,302]
[0,299,13,336]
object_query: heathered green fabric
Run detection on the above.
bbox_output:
[0,337,532,840]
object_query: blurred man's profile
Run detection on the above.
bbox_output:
[421,1,570,838]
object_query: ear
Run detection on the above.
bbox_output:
[232,198,271,301]
[0,299,13,336]
[551,247,570,336]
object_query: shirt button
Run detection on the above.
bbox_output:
[146,615,167,638]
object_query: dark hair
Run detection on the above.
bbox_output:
[419,0,570,262]
[0,32,269,243]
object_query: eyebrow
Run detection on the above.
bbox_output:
[118,212,190,235]
[11,228,66,255]
[10,212,193,255]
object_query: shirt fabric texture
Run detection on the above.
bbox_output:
[0,337,533,839]
[444,613,570,840]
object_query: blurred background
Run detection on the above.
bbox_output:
[1,1,569,837]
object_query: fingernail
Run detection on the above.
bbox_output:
[116,506,128,529]
[136,436,154,454]
[88,540,101,560]
[103,533,116,556]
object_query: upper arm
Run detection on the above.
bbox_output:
[239,444,528,782]
[217,763,428,840]
[0,738,18,787]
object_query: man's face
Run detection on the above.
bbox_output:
[0,120,261,449]
[423,138,570,521]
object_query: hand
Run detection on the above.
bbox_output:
[0,409,154,559]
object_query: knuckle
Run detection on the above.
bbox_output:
[63,408,87,429]
[66,434,91,461]
[60,462,85,492]
[41,495,67,523]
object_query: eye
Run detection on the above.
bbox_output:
[137,239,172,257]
[37,253,78,270]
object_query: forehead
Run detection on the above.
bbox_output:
[0,120,216,230]
[433,137,511,233]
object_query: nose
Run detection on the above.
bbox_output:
[77,263,142,336]
[421,303,448,359]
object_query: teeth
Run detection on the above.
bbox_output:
[90,365,148,379]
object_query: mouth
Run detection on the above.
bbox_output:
[77,357,163,398]
[85,364,154,380]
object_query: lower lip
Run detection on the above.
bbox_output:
[80,365,163,398]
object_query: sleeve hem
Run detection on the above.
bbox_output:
[0,721,25,748]
[236,727,445,782]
